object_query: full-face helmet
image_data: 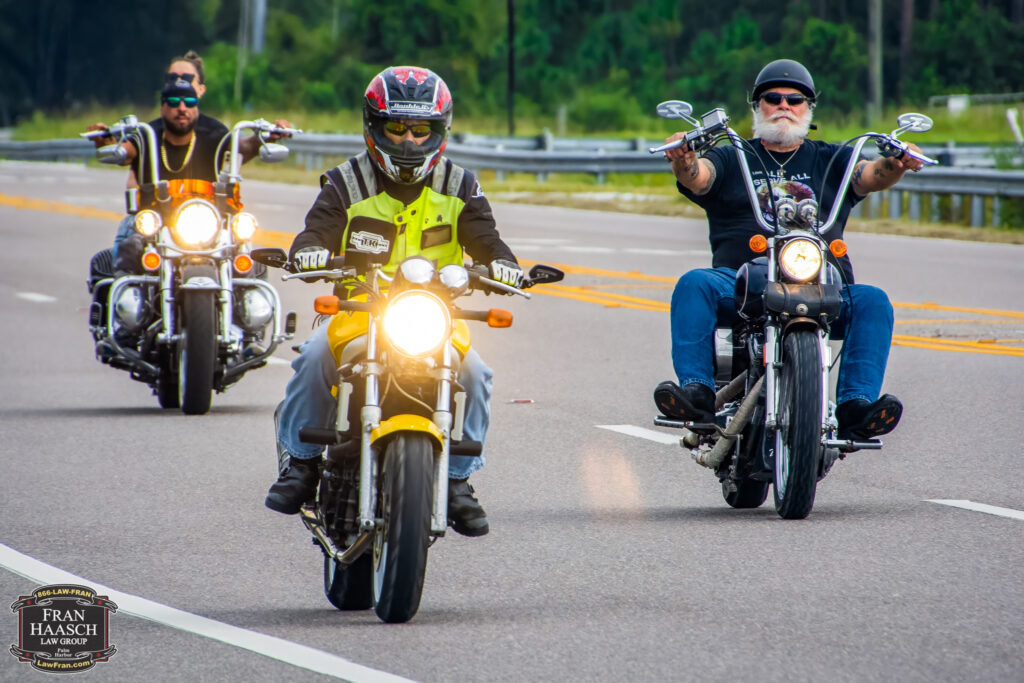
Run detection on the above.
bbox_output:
[363,66,453,184]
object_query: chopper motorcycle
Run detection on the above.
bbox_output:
[252,247,563,622]
[649,101,937,519]
[83,116,300,414]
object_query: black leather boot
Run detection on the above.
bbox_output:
[265,456,320,514]
[448,478,489,537]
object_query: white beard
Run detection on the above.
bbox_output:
[752,107,813,147]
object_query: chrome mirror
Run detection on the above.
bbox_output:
[894,113,933,134]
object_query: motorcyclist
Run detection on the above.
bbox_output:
[264,66,522,537]
[653,58,925,441]
[85,51,292,274]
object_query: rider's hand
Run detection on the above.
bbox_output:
[895,142,926,172]
[489,259,524,288]
[294,246,330,272]
[266,119,294,142]
[86,122,114,148]
[663,132,695,165]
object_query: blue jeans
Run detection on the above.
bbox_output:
[669,267,894,406]
[112,214,135,260]
[276,323,492,480]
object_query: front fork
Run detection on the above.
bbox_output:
[763,322,833,437]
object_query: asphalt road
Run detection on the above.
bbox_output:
[1,161,1022,682]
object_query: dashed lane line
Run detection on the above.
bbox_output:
[926,500,1024,521]
[16,292,58,303]
[0,543,414,682]
[597,424,680,445]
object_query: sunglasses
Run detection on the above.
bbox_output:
[384,120,433,138]
[167,72,196,83]
[163,96,198,108]
[760,92,810,106]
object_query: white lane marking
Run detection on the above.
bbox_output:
[597,424,680,445]
[0,543,413,682]
[266,356,292,367]
[625,248,710,257]
[16,292,58,303]
[926,499,1024,521]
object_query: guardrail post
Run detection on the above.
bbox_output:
[992,197,1001,227]
[537,129,554,182]
[868,191,881,219]
[495,144,505,182]
[908,191,922,221]
[596,148,606,184]
[950,194,962,223]
[888,190,902,219]
[929,194,941,222]
[970,195,984,227]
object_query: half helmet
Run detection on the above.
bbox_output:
[751,59,816,104]
[363,66,453,184]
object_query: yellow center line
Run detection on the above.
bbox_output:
[7,202,1023,357]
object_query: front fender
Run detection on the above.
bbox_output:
[179,264,220,291]
[370,415,444,453]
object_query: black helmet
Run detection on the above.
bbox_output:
[362,66,453,184]
[751,59,816,104]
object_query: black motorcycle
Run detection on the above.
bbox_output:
[649,101,937,519]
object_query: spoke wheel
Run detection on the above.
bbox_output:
[178,291,216,415]
[372,433,434,623]
[772,330,823,519]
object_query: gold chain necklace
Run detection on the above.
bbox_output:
[161,131,196,173]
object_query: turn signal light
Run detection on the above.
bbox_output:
[829,240,848,258]
[749,235,768,253]
[141,251,161,271]
[234,254,253,273]
[487,309,514,328]
[314,295,340,315]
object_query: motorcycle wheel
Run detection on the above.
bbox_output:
[156,349,180,409]
[772,330,822,519]
[178,291,216,415]
[324,552,372,610]
[723,478,770,508]
[372,432,434,623]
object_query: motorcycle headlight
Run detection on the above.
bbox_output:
[232,212,258,241]
[778,238,823,283]
[172,199,220,248]
[134,210,161,237]
[381,291,451,358]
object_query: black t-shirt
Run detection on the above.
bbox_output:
[129,113,230,185]
[678,138,863,283]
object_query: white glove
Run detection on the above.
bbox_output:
[489,259,524,288]
[294,246,330,272]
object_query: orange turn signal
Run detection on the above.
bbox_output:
[829,239,848,258]
[234,253,253,273]
[141,251,161,271]
[487,309,514,328]
[314,295,341,315]
[749,235,768,253]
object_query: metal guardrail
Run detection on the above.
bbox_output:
[1,135,1022,227]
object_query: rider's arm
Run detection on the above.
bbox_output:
[85,123,138,167]
[456,175,517,265]
[289,180,348,260]
[665,135,717,196]
[851,143,926,195]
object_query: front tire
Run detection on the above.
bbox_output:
[178,291,216,415]
[772,330,823,519]
[372,433,434,623]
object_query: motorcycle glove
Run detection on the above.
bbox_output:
[294,246,330,272]
[489,259,524,288]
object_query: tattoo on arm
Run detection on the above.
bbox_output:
[695,160,716,195]
[873,158,895,178]
[852,161,866,193]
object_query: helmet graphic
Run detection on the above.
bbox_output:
[362,66,453,184]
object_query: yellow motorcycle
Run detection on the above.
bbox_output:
[254,248,562,622]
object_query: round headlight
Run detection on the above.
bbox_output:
[172,200,220,248]
[381,291,451,357]
[134,210,161,236]
[232,212,258,241]
[778,239,823,283]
